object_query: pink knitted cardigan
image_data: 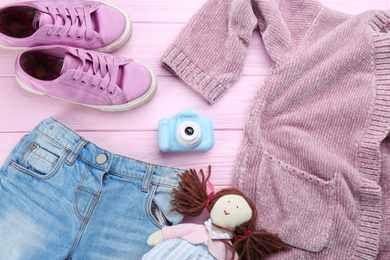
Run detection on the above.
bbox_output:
[162,0,390,259]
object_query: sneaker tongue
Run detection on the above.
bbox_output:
[61,53,82,74]
[33,11,54,29]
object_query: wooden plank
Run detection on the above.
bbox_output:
[113,24,271,77]
[0,0,388,226]
[0,24,270,77]
[0,75,262,132]
[0,0,388,188]
[126,0,389,21]
[0,0,387,23]
[1,0,387,77]
[0,130,243,187]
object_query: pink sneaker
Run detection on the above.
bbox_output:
[0,0,132,52]
[15,45,157,111]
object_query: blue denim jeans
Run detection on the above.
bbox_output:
[0,118,185,260]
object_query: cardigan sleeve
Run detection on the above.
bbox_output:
[162,0,325,103]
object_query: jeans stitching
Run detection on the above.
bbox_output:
[107,171,180,189]
[9,149,68,180]
[66,217,88,260]
[77,156,107,171]
[146,184,164,229]
[2,121,185,258]
[146,165,154,190]
[78,187,99,198]
[83,196,99,223]
[37,124,186,174]
[73,165,91,221]
[50,117,81,136]
[35,127,69,150]
[30,150,56,165]
[49,119,184,169]
[142,164,151,192]
[37,127,186,181]
[74,157,180,188]
[67,196,99,259]
[79,165,90,187]
[66,139,89,165]
[108,171,142,181]
[73,189,85,221]
[20,142,37,166]
[19,149,32,167]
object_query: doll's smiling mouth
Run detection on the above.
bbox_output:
[224,210,230,215]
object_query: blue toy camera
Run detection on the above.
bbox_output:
[158,110,215,152]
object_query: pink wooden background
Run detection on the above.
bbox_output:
[0,0,389,194]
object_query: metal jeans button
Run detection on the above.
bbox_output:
[96,153,107,164]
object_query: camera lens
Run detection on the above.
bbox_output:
[176,121,202,147]
[185,127,194,136]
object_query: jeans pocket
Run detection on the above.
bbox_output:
[9,136,66,179]
[146,184,184,228]
[255,152,336,252]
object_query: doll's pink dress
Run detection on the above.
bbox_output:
[142,219,234,260]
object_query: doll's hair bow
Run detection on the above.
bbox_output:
[205,181,215,207]
[237,230,254,239]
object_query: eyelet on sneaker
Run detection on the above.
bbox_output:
[90,83,96,87]
[86,37,93,42]
[76,35,83,40]
[46,32,52,36]
[66,34,72,39]
[108,91,114,96]
[81,80,87,84]
[56,34,61,37]
[16,46,156,112]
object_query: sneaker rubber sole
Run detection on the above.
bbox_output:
[15,59,157,112]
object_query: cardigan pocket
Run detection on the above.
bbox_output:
[255,152,336,253]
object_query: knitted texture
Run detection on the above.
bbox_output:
[162,0,390,259]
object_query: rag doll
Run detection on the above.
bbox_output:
[143,166,290,260]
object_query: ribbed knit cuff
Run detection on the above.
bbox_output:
[162,45,227,104]
[353,10,390,260]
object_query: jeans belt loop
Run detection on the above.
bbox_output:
[142,164,155,193]
[65,138,88,166]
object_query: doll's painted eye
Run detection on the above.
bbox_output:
[236,206,239,208]
[228,201,230,203]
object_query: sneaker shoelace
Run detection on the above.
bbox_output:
[73,49,120,95]
[38,5,94,41]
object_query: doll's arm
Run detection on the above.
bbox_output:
[147,223,202,246]
[147,230,164,246]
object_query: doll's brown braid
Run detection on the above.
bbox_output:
[208,188,290,259]
[171,166,290,259]
[170,166,211,217]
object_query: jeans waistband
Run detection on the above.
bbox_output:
[33,117,184,188]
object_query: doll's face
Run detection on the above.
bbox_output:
[210,194,252,231]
